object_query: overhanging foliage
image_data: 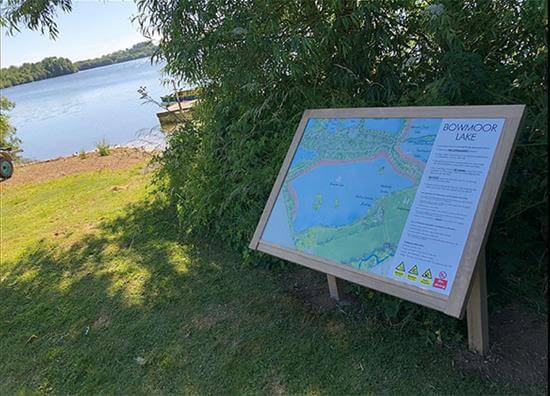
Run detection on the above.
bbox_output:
[137,0,547,309]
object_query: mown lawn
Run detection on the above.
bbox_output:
[0,164,542,394]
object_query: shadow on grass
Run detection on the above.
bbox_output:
[1,200,540,394]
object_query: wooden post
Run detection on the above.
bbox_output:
[327,274,344,301]
[466,250,489,355]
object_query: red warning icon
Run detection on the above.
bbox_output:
[433,278,448,289]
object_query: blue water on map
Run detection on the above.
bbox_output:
[398,118,441,163]
[262,194,295,249]
[319,118,406,135]
[290,157,413,233]
[291,147,318,166]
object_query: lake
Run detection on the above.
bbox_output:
[2,57,182,160]
[289,157,414,233]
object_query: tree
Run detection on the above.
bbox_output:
[0,0,72,38]
[137,0,547,308]
[0,57,77,88]
[0,95,21,155]
[0,45,156,88]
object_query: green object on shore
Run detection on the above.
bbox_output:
[0,156,14,179]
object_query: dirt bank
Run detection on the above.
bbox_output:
[2,148,154,187]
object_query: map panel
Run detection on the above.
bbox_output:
[262,118,440,289]
[261,116,506,296]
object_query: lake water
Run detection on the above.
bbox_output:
[2,58,180,160]
[290,157,414,233]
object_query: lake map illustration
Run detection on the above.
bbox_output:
[262,117,441,278]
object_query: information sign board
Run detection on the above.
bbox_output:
[250,106,525,318]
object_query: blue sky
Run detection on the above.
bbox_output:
[1,1,147,67]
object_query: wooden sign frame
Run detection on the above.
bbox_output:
[249,105,525,320]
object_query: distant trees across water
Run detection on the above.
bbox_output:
[75,41,156,71]
[1,57,77,89]
[1,41,156,89]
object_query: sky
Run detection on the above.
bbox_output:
[1,1,147,67]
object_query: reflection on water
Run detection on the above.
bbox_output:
[2,58,184,160]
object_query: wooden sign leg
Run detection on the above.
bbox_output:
[466,251,489,355]
[327,274,344,301]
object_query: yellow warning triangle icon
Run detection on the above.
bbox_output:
[408,265,418,275]
[422,268,432,279]
[395,262,406,272]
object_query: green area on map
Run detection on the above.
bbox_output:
[262,117,440,274]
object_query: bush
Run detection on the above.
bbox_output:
[0,95,21,157]
[96,138,110,157]
[140,0,547,317]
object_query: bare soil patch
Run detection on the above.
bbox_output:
[454,304,547,388]
[284,267,358,312]
[285,267,547,389]
[4,148,153,187]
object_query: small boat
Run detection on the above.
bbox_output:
[156,99,197,128]
[156,88,198,130]
[160,89,197,105]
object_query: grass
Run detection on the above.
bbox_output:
[96,138,111,156]
[0,164,543,394]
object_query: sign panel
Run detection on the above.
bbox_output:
[250,106,525,318]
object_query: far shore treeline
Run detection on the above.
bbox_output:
[0,41,156,89]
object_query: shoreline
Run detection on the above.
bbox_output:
[15,136,166,166]
[4,147,156,186]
